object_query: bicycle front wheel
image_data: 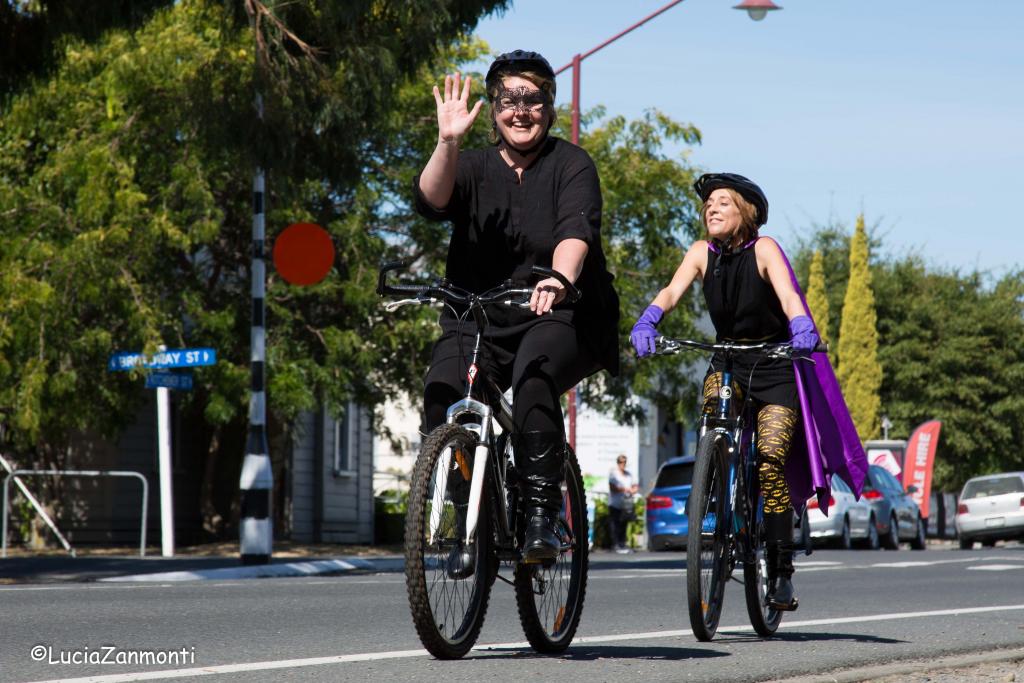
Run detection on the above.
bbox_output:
[514,445,589,653]
[686,432,730,641]
[743,515,783,636]
[405,424,494,659]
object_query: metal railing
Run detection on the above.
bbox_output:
[2,470,149,558]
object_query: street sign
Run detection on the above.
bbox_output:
[108,348,216,371]
[144,372,194,391]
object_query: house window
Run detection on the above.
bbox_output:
[333,405,354,476]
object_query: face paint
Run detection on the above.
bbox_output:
[494,86,548,115]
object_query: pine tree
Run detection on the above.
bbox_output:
[805,250,832,356]
[837,215,882,440]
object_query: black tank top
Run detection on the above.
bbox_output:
[702,240,788,342]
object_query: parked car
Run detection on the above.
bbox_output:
[955,472,1024,549]
[796,475,874,549]
[861,465,927,550]
[645,456,694,551]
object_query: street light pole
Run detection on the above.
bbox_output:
[555,0,688,453]
[556,0,689,144]
[554,0,781,452]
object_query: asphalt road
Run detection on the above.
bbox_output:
[2,545,1023,683]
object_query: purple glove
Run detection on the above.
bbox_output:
[630,305,664,358]
[788,315,820,357]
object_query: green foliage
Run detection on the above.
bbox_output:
[793,223,1024,490]
[0,1,510,531]
[874,262,1024,491]
[591,495,645,550]
[805,250,834,364]
[837,215,882,440]
[569,109,706,425]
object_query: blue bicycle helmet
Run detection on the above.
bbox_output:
[694,173,769,226]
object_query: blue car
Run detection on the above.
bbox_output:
[646,456,695,551]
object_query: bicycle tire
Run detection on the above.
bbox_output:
[514,444,589,653]
[743,514,783,636]
[687,432,730,641]
[405,424,495,659]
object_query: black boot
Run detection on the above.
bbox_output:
[446,473,476,579]
[764,511,799,611]
[512,431,565,563]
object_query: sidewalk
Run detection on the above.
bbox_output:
[0,541,404,584]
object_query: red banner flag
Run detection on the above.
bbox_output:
[902,420,942,518]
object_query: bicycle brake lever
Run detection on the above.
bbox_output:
[384,297,434,312]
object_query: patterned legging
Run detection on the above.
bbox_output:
[702,373,798,514]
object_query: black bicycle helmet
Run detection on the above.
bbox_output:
[485,50,556,89]
[694,172,769,226]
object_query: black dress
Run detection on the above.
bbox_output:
[702,239,797,409]
[413,136,620,375]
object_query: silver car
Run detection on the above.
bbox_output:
[796,475,874,549]
[955,472,1024,549]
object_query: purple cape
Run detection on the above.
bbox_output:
[775,242,868,515]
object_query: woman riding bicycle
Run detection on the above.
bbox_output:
[414,50,619,562]
[630,173,864,611]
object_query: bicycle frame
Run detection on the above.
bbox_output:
[378,262,580,559]
[696,351,761,568]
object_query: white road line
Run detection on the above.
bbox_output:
[0,584,178,593]
[966,564,1024,571]
[23,603,1024,683]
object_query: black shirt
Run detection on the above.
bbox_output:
[702,239,796,409]
[703,241,788,342]
[413,137,620,374]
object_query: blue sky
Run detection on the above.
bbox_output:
[471,0,1023,276]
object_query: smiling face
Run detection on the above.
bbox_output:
[703,188,745,243]
[493,75,551,153]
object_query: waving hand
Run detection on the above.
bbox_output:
[434,72,483,144]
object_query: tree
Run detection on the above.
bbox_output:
[873,262,1024,491]
[836,215,882,441]
[0,0,510,538]
[570,109,706,424]
[804,250,832,357]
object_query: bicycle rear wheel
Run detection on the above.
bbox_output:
[405,424,495,659]
[686,432,730,641]
[514,445,589,653]
[743,514,783,636]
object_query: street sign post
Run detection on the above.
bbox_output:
[108,347,216,557]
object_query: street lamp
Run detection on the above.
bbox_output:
[733,0,783,22]
[554,0,780,450]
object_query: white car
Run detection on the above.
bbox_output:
[955,472,1024,549]
[796,475,875,549]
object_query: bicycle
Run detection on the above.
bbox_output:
[377,261,589,659]
[651,335,825,641]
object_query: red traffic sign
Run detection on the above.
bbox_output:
[273,223,334,286]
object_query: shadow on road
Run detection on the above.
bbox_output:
[469,644,729,661]
[719,630,905,645]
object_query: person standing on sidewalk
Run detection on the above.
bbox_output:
[608,455,638,553]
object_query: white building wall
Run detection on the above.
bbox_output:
[373,396,663,496]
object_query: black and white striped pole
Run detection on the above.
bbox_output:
[239,97,272,564]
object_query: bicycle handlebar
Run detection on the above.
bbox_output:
[376,262,582,305]
[654,336,829,358]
